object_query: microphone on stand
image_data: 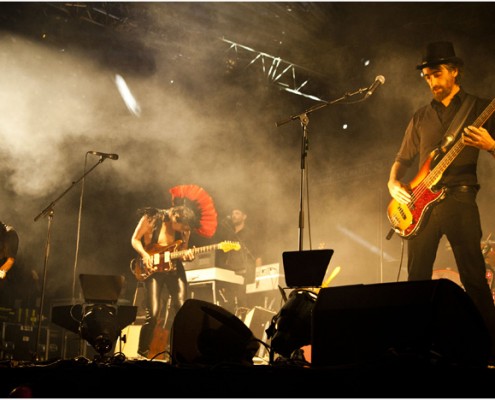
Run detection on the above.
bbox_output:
[88,151,119,160]
[364,75,385,98]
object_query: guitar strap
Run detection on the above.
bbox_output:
[440,94,476,151]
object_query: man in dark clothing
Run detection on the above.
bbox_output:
[387,41,495,360]
[216,208,263,315]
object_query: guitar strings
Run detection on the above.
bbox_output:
[389,100,495,236]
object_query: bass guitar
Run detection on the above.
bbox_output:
[130,240,241,281]
[387,97,495,239]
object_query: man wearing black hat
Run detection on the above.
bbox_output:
[387,41,495,361]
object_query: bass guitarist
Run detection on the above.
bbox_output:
[387,41,495,362]
[131,205,197,359]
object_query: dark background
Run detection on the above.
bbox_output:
[1,2,495,312]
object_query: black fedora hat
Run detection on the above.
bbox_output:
[416,41,464,70]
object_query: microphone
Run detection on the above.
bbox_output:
[364,75,385,98]
[88,151,119,160]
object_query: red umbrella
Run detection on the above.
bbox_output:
[169,184,218,238]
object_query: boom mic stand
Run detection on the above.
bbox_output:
[33,155,108,361]
[275,86,370,251]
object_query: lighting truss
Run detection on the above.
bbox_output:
[222,38,327,102]
[47,2,136,31]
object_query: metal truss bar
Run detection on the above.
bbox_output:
[222,37,326,102]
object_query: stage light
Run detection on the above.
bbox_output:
[80,304,120,356]
[51,274,137,360]
[268,289,317,359]
[78,274,137,358]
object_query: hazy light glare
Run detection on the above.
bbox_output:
[115,74,141,117]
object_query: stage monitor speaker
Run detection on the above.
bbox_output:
[244,306,276,360]
[170,299,260,366]
[312,279,491,367]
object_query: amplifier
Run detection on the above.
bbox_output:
[115,325,142,359]
[0,307,16,323]
[246,263,284,293]
[244,307,276,361]
[189,280,243,314]
[0,322,62,361]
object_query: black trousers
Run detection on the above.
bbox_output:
[138,271,187,357]
[407,187,495,352]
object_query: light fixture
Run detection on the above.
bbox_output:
[79,304,120,356]
[268,289,317,359]
[52,274,137,360]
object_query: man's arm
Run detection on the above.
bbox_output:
[131,216,153,270]
[462,125,495,157]
[179,229,195,261]
[0,257,15,279]
[388,161,412,204]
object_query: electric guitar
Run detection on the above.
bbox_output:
[387,97,495,239]
[130,240,241,281]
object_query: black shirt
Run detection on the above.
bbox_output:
[395,89,495,187]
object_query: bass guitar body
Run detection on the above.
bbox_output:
[387,149,446,239]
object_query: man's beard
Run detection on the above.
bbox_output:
[432,86,449,102]
[432,81,455,102]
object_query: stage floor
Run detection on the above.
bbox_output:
[1,355,495,398]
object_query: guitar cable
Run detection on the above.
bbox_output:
[396,239,406,282]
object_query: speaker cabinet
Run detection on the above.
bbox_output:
[244,306,276,360]
[170,299,259,366]
[312,279,490,367]
[115,325,142,358]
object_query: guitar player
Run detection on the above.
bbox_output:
[387,41,495,362]
[130,205,197,359]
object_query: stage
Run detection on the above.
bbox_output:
[1,356,495,398]
[3,279,495,397]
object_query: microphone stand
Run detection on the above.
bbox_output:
[33,156,108,361]
[276,87,368,251]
